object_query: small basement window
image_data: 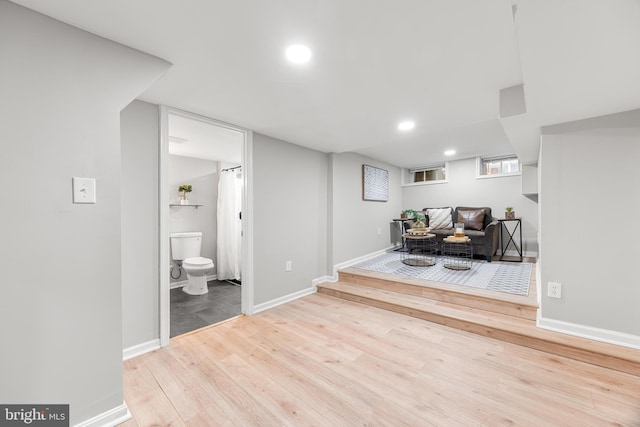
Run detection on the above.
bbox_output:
[477,156,520,178]
[410,165,447,183]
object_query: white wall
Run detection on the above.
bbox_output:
[252,133,328,305]
[121,100,160,350]
[540,110,640,340]
[168,155,218,280]
[330,153,403,264]
[403,157,539,257]
[0,2,170,425]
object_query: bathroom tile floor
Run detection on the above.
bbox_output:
[170,280,241,338]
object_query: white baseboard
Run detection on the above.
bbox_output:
[170,279,187,289]
[73,402,130,427]
[499,249,538,258]
[537,317,640,350]
[252,286,316,314]
[312,275,335,287]
[123,338,161,361]
[170,273,218,289]
[330,246,395,281]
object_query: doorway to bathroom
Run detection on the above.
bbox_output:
[159,107,253,343]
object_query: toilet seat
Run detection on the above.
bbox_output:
[183,257,213,268]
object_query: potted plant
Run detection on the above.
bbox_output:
[413,213,427,230]
[505,206,515,219]
[401,209,418,219]
[179,184,192,205]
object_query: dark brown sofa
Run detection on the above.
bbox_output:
[404,206,499,261]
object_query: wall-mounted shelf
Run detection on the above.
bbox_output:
[170,204,203,209]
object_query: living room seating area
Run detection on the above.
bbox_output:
[404,206,499,261]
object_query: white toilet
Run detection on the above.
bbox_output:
[170,232,214,295]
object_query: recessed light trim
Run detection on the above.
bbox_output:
[398,121,415,131]
[444,149,456,156]
[285,44,312,64]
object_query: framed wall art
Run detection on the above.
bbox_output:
[362,164,389,202]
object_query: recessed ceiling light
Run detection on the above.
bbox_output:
[398,121,415,131]
[285,44,312,64]
[444,149,456,156]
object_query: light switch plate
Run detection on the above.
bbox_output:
[73,177,96,204]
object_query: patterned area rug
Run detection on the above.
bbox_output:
[353,252,532,296]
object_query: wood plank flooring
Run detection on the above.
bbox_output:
[317,262,640,377]
[334,265,538,320]
[121,293,640,426]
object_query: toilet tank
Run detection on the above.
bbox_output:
[169,232,202,261]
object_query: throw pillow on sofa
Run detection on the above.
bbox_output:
[457,209,485,231]
[427,208,453,229]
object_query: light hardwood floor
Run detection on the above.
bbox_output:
[121,293,640,426]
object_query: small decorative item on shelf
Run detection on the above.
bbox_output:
[179,184,192,205]
[454,222,465,238]
[505,206,515,219]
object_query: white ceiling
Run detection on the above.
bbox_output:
[11,0,640,168]
[169,113,243,163]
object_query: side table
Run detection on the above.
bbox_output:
[498,218,523,262]
[441,237,473,270]
[402,233,437,266]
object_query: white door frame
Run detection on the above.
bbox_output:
[159,105,254,346]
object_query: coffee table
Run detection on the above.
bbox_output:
[402,232,437,267]
[441,236,473,270]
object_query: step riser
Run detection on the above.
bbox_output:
[318,286,639,377]
[338,271,537,321]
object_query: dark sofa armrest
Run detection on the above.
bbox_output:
[484,220,500,260]
[485,220,499,232]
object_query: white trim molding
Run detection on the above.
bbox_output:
[170,280,187,290]
[123,339,161,361]
[500,249,538,258]
[252,286,316,314]
[241,131,255,315]
[330,246,395,281]
[538,317,640,350]
[73,403,130,427]
[312,275,335,287]
[159,106,253,344]
[313,245,421,289]
[159,105,170,347]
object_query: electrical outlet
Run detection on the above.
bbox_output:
[548,281,562,299]
[377,227,381,236]
[286,260,292,272]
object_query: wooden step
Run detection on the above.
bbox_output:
[338,267,538,321]
[317,280,640,377]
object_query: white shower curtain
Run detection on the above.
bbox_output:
[216,168,242,281]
